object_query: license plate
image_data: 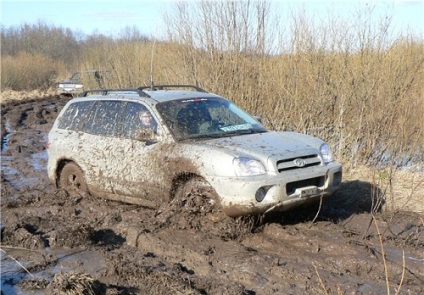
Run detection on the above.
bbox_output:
[300,187,319,198]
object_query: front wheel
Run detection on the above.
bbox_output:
[173,177,222,215]
[58,162,88,193]
[156,176,224,224]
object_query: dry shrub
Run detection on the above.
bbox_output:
[157,1,424,167]
[18,277,50,291]
[47,271,95,295]
[1,51,65,91]
[137,270,201,295]
[80,40,178,89]
[78,33,423,170]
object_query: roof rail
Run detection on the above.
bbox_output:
[138,84,207,93]
[79,88,150,98]
[79,85,208,98]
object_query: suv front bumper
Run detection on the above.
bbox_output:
[207,162,342,217]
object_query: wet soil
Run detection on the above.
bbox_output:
[1,95,423,294]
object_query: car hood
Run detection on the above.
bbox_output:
[191,131,323,160]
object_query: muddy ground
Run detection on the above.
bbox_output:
[1,94,423,295]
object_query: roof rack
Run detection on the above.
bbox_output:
[138,84,207,93]
[80,88,150,98]
[79,84,207,98]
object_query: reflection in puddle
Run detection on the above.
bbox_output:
[1,152,48,190]
[32,152,48,171]
[1,248,107,294]
[1,156,19,175]
[1,120,13,152]
[1,251,37,295]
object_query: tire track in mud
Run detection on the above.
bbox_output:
[1,95,423,294]
[1,96,68,191]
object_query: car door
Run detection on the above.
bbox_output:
[106,101,166,203]
[80,100,126,193]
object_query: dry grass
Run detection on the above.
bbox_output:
[47,271,95,295]
[343,165,424,213]
[0,88,57,103]
[1,52,65,91]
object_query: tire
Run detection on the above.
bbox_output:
[173,177,254,240]
[59,162,88,193]
[173,176,221,215]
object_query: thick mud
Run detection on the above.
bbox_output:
[1,95,423,294]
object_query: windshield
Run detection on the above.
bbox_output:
[156,97,267,141]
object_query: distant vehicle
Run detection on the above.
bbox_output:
[57,70,108,96]
[47,85,342,217]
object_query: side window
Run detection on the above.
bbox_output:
[123,102,158,140]
[82,101,126,137]
[58,101,94,131]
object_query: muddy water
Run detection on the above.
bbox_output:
[1,96,423,294]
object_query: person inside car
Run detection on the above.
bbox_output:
[138,109,158,135]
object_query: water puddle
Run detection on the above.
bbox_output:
[1,250,38,295]
[31,151,48,171]
[1,120,13,152]
[1,248,107,294]
[1,151,48,191]
[1,164,40,191]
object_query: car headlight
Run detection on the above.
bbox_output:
[320,143,334,164]
[233,157,266,176]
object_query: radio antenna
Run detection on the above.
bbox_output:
[150,39,156,90]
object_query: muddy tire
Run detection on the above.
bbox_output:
[174,177,221,215]
[59,162,88,193]
[156,176,226,226]
[171,177,256,240]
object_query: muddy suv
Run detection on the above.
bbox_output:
[47,85,342,217]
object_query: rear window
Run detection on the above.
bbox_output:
[58,101,94,131]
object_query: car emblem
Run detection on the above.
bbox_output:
[293,158,306,167]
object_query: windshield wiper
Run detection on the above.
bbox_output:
[190,133,226,140]
[223,129,266,136]
[179,129,267,141]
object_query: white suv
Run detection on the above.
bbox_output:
[47,85,342,217]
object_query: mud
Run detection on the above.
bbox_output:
[1,95,423,294]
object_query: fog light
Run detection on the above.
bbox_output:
[255,187,266,202]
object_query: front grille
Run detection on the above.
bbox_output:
[286,176,325,195]
[277,154,321,172]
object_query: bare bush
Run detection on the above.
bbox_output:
[1,51,65,90]
[1,21,81,66]
[161,1,423,167]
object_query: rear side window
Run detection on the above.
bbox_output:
[58,101,94,131]
[82,100,126,137]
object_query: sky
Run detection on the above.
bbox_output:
[1,0,423,39]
